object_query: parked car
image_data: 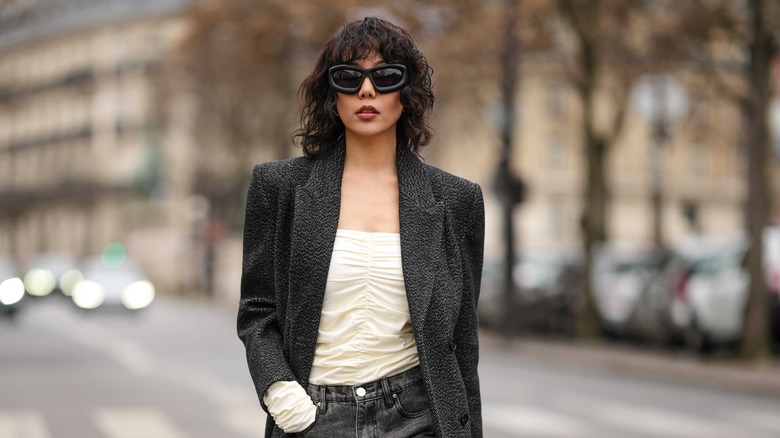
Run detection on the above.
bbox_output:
[762,227,780,346]
[23,253,79,298]
[71,256,155,311]
[0,256,25,319]
[667,234,750,352]
[479,252,582,336]
[590,242,667,340]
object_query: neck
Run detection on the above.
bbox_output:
[343,130,398,173]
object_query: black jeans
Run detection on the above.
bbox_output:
[297,366,436,437]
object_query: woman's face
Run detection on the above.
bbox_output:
[335,53,404,142]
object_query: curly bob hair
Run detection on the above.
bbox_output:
[295,17,435,157]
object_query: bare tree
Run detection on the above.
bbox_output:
[666,0,779,360]
[552,0,655,338]
[740,0,776,359]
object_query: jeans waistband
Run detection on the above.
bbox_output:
[306,366,423,404]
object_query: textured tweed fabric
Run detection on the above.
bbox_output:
[238,139,485,437]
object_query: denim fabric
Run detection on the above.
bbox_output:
[296,366,436,437]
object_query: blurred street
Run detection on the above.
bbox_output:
[2,297,780,438]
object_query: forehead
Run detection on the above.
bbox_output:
[350,53,384,68]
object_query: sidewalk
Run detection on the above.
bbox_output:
[480,330,780,398]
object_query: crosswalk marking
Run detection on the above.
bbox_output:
[2,401,779,438]
[0,412,51,438]
[577,401,744,438]
[94,408,185,438]
[558,392,777,438]
[222,407,267,436]
[726,410,780,435]
[483,404,595,437]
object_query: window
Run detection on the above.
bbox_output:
[547,82,566,119]
[689,143,709,176]
[547,132,566,170]
[550,198,567,239]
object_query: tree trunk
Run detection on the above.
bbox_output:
[740,0,772,361]
[500,0,520,337]
[577,33,607,340]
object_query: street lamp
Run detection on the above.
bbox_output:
[630,74,688,248]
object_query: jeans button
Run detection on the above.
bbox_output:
[356,387,366,397]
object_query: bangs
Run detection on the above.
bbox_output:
[327,19,405,65]
[336,37,383,64]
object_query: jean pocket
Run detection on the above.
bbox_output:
[393,381,432,419]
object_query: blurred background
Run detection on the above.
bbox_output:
[1,0,780,437]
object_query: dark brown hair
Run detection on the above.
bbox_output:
[295,17,435,157]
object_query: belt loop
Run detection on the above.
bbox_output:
[380,377,393,408]
[318,385,327,414]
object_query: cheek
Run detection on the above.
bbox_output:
[336,95,348,116]
[387,94,404,120]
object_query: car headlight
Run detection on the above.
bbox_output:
[0,278,25,305]
[59,269,83,297]
[121,280,155,310]
[72,280,105,309]
[24,269,56,296]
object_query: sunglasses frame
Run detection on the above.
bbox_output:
[328,64,408,94]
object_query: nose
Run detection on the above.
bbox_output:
[358,75,376,98]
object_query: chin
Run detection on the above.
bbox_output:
[345,125,397,140]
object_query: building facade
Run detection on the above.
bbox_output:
[0,0,196,293]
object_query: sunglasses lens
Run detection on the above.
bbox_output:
[372,67,404,88]
[332,69,363,90]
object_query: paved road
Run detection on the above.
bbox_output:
[2,296,780,437]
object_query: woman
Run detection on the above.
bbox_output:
[238,17,484,437]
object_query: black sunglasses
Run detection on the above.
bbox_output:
[328,64,408,94]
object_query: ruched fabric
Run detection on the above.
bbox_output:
[309,228,420,385]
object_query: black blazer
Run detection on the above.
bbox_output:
[238,140,485,437]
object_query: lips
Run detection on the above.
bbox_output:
[357,105,379,114]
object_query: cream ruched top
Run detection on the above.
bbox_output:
[263,229,420,432]
[309,228,419,384]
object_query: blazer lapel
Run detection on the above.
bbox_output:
[397,145,443,335]
[288,141,344,367]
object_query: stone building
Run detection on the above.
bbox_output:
[0,0,196,294]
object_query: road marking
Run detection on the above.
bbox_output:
[560,392,775,438]
[0,411,51,438]
[40,305,265,436]
[222,407,267,436]
[94,408,185,438]
[483,403,594,437]
[166,365,266,435]
[725,410,780,435]
[60,317,157,375]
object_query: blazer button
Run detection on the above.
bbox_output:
[459,412,469,426]
[449,340,457,351]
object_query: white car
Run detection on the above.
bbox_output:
[764,227,780,344]
[71,257,156,311]
[23,253,79,297]
[0,257,25,318]
[668,234,750,352]
[590,242,664,337]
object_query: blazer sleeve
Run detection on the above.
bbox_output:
[455,183,485,436]
[237,164,296,413]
